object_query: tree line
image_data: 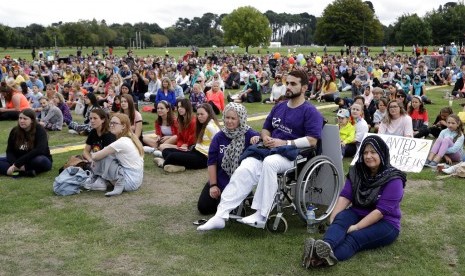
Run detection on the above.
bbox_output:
[0,0,464,50]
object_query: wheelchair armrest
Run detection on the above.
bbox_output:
[295,146,317,165]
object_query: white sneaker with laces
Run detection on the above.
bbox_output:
[68,129,79,135]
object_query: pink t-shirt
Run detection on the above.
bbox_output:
[378,115,414,137]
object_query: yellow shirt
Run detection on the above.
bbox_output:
[339,122,355,145]
[195,120,220,156]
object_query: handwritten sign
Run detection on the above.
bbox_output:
[351,134,433,173]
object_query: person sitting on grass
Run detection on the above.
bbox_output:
[424,114,464,168]
[337,109,355,158]
[142,100,178,153]
[0,78,30,121]
[263,74,286,104]
[227,74,261,103]
[302,135,406,268]
[378,100,413,137]
[427,107,453,138]
[197,103,259,215]
[155,77,176,107]
[89,113,144,197]
[189,83,206,112]
[451,64,465,98]
[410,75,432,104]
[154,103,220,173]
[0,108,52,177]
[152,99,196,157]
[372,98,388,133]
[206,80,225,115]
[68,93,100,136]
[408,95,429,138]
[347,103,369,157]
[119,94,143,142]
[38,96,63,131]
[82,108,116,164]
[52,91,73,126]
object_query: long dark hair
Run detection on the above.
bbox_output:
[20,82,28,95]
[14,108,39,150]
[0,81,15,102]
[119,94,136,125]
[83,93,99,118]
[195,103,219,143]
[408,96,425,115]
[176,98,193,131]
[91,108,110,134]
[156,100,175,127]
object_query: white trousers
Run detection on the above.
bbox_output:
[216,155,294,219]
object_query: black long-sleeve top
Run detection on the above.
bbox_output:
[6,124,52,168]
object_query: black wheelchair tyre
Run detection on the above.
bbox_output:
[295,155,341,223]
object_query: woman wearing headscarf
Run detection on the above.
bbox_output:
[303,135,406,268]
[228,74,261,103]
[197,103,259,215]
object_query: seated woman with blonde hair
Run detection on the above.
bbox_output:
[89,113,144,197]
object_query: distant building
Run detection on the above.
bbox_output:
[269,42,281,48]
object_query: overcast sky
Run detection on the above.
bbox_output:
[0,0,450,28]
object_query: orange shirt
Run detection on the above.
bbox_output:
[6,92,30,111]
[206,90,225,111]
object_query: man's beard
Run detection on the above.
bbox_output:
[285,90,302,99]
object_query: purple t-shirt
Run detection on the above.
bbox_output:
[263,101,323,140]
[340,177,404,230]
[207,129,259,190]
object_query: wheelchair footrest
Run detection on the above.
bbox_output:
[236,218,266,229]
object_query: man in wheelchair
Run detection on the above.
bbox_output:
[198,70,324,231]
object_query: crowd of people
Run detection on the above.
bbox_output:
[1,45,465,268]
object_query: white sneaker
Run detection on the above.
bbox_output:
[85,176,108,191]
[442,166,456,175]
[143,146,155,153]
[153,150,163,157]
[68,129,79,135]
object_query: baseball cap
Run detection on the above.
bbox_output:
[336,109,350,118]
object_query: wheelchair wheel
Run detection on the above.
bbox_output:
[295,155,340,223]
[266,214,288,233]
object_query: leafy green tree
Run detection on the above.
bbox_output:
[314,0,383,46]
[0,24,13,49]
[221,6,271,52]
[151,34,169,47]
[424,3,465,45]
[394,14,432,46]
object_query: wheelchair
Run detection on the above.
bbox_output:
[231,125,343,233]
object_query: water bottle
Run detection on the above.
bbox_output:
[449,95,453,107]
[306,205,317,234]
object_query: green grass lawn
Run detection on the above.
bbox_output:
[0,46,412,61]
[0,85,465,275]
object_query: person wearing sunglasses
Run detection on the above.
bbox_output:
[263,74,286,104]
[395,90,409,110]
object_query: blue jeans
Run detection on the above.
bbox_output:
[0,156,52,176]
[323,208,399,261]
